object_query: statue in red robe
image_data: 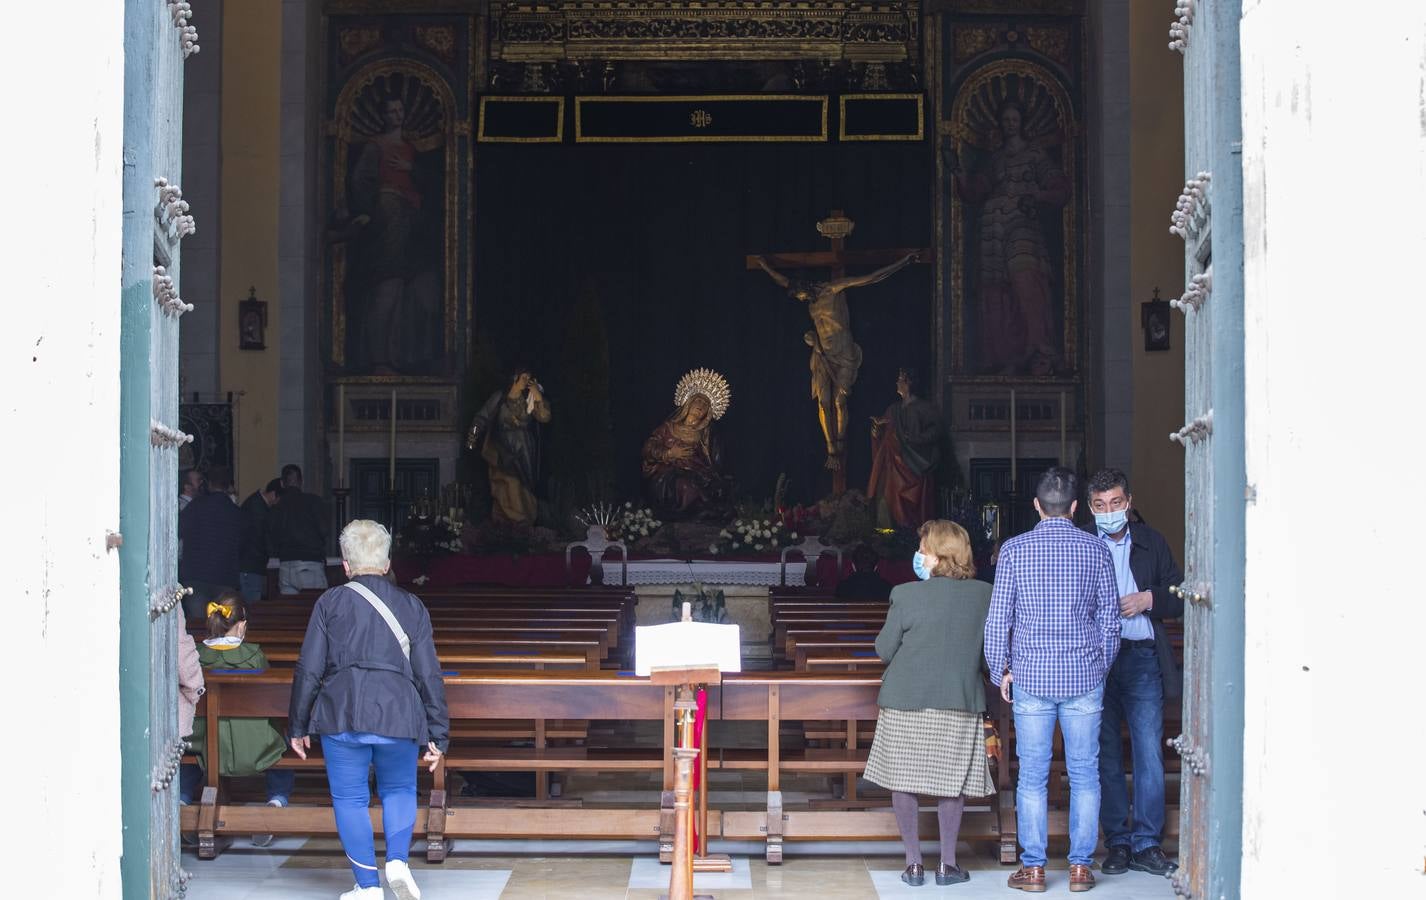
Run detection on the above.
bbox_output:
[867,369,944,529]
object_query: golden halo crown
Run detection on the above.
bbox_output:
[673,367,732,420]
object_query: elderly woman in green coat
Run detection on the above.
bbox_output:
[179,592,293,846]
[863,520,995,887]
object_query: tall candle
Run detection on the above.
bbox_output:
[1009,388,1017,488]
[1059,389,1067,464]
[388,389,397,484]
[336,384,345,488]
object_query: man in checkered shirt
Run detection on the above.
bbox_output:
[984,466,1120,893]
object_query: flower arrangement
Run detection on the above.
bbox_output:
[575,501,662,543]
[709,516,796,556]
[431,515,465,553]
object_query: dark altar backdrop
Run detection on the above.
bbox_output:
[474,140,932,506]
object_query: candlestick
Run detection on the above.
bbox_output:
[388,389,397,485]
[336,384,345,488]
[1059,389,1067,464]
[1009,387,1017,488]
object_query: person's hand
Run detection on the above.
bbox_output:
[999,671,1013,704]
[424,741,444,773]
[527,383,544,404]
[290,735,310,759]
[1119,591,1153,617]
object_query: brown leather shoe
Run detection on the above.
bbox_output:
[1007,866,1047,892]
[1069,863,1096,892]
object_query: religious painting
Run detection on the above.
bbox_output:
[325,17,472,378]
[946,60,1077,377]
[938,11,1086,383]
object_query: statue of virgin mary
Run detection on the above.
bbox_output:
[641,368,733,520]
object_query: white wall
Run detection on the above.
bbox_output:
[0,5,126,897]
[1240,3,1426,895]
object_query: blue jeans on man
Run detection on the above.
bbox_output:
[1098,641,1165,852]
[1012,683,1104,868]
[238,571,266,602]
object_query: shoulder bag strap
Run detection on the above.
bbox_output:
[345,581,411,661]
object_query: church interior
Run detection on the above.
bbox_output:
[11,1,1426,899]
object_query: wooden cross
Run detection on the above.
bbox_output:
[746,210,931,495]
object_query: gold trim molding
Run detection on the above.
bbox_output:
[491,1,921,63]
[838,92,924,142]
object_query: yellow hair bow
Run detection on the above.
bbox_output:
[206,601,233,619]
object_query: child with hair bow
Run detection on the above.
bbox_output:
[179,591,294,847]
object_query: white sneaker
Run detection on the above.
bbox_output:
[385,859,422,900]
[338,886,383,900]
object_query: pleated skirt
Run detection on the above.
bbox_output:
[862,707,995,798]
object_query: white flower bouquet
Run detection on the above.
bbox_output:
[711,516,795,556]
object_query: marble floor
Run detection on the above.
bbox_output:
[183,838,1179,899]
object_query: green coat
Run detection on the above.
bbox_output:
[874,577,993,712]
[185,641,287,776]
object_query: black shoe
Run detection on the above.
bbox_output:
[935,863,969,885]
[1101,845,1131,875]
[900,863,925,886]
[1128,846,1177,876]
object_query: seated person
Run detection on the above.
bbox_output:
[179,592,294,847]
[835,544,893,601]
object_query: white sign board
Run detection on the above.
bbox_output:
[634,620,742,676]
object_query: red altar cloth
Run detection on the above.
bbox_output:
[394,552,591,588]
[813,555,917,588]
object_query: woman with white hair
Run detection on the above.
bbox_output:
[287,520,449,900]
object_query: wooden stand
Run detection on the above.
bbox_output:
[651,662,730,900]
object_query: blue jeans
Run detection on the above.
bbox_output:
[178,764,295,804]
[1013,683,1104,867]
[321,733,419,888]
[238,571,266,602]
[177,764,294,805]
[1099,643,1165,853]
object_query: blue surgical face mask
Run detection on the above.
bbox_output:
[1094,509,1129,535]
[912,551,933,581]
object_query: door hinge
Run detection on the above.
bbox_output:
[1170,410,1213,446]
[150,736,188,792]
[105,530,123,551]
[1168,733,1210,778]
[151,420,194,449]
[1169,582,1212,608]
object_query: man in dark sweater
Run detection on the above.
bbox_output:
[268,464,329,594]
[834,544,894,601]
[178,465,244,618]
[238,477,283,601]
[1086,468,1183,878]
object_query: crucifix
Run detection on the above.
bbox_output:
[747,210,930,494]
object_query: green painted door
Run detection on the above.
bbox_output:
[120,1,198,896]
[1172,1,1246,897]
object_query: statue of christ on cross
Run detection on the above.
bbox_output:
[748,211,928,493]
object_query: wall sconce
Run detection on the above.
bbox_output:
[1141,286,1171,352]
[239,286,267,350]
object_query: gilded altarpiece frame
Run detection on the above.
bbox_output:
[324,15,473,379]
[937,11,1085,383]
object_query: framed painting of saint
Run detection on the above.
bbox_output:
[327,44,467,377]
[944,60,1081,378]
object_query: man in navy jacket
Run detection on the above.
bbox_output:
[1086,468,1183,878]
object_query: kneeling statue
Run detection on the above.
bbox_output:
[642,368,733,520]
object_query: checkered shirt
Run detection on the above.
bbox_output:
[983,517,1120,699]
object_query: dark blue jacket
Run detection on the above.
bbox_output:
[179,492,243,587]
[1114,522,1185,698]
[287,575,450,751]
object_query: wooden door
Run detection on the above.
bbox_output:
[1171,1,1244,896]
[120,1,199,895]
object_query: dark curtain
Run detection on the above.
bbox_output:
[474,139,932,505]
